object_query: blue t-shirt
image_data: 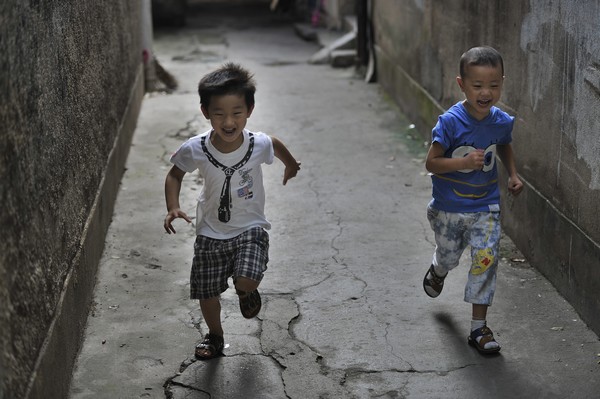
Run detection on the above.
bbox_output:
[429,101,514,212]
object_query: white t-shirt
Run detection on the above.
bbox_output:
[170,129,274,239]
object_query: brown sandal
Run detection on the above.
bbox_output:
[195,333,224,360]
[236,289,262,319]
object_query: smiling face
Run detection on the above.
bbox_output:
[457,64,504,121]
[201,93,254,153]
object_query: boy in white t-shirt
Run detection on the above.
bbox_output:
[164,63,301,360]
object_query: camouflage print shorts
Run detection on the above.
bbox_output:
[427,205,501,305]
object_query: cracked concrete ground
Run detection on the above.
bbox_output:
[69,4,600,399]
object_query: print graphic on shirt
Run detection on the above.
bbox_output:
[434,144,498,199]
[200,133,255,223]
[237,167,254,200]
[452,144,497,173]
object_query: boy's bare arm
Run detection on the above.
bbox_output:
[271,136,301,185]
[164,165,192,234]
[425,142,484,174]
[497,144,524,195]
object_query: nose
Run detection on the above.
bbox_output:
[223,115,235,128]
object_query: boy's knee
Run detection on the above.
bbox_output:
[234,276,260,293]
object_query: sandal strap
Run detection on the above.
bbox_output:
[478,334,495,347]
[471,326,496,344]
[197,333,224,352]
[204,332,224,345]
[428,265,446,284]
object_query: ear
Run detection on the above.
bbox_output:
[247,104,255,117]
[200,105,210,119]
[456,76,465,92]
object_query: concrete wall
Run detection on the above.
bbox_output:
[372,0,600,334]
[0,1,144,398]
[322,0,355,29]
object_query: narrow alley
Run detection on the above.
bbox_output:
[68,4,600,399]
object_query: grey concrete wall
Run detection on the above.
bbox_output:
[0,2,144,398]
[322,0,356,29]
[372,0,600,334]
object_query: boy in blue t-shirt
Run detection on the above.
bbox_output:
[423,46,523,354]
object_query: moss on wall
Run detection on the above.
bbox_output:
[0,2,143,398]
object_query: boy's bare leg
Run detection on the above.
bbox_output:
[472,303,488,320]
[199,297,223,337]
[470,303,500,351]
[196,297,224,358]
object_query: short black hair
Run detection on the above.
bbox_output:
[459,46,504,78]
[198,62,256,109]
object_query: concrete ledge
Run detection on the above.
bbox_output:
[343,14,357,33]
[330,49,356,68]
[309,30,356,65]
[293,23,318,42]
[24,64,145,399]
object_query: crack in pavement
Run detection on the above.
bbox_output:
[345,362,479,377]
[164,294,349,398]
[260,295,353,398]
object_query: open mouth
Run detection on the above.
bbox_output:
[477,99,491,107]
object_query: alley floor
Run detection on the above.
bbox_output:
[69,4,600,399]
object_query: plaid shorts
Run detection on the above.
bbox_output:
[190,227,269,300]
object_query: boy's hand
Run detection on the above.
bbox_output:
[464,149,485,170]
[507,175,524,196]
[164,208,192,234]
[282,161,301,185]
[271,136,300,185]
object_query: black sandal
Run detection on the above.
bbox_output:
[195,333,224,360]
[236,289,262,319]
